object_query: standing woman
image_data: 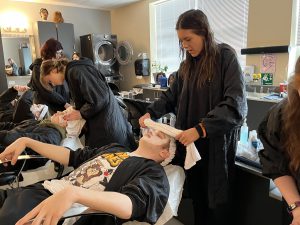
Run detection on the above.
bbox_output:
[258,57,300,225]
[40,58,136,150]
[139,9,247,225]
[28,38,70,114]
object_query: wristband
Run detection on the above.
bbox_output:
[194,124,204,138]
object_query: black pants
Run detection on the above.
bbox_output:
[186,160,235,225]
[0,183,50,225]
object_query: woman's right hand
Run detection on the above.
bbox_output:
[0,138,27,166]
[139,113,151,128]
[292,207,300,225]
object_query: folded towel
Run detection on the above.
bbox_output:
[144,118,201,169]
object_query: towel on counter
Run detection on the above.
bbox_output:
[144,118,201,169]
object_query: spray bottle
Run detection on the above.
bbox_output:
[240,118,249,145]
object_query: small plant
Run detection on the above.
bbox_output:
[152,61,168,73]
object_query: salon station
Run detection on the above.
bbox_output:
[0,0,299,225]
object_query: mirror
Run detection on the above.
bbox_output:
[1,34,35,76]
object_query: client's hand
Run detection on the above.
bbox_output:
[63,109,82,121]
[16,186,75,225]
[0,137,27,165]
[139,113,151,128]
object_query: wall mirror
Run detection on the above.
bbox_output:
[1,34,35,76]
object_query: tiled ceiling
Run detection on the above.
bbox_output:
[13,0,142,10]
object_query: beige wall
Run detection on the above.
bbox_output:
[246,0,294,84]
[111,0,155,91]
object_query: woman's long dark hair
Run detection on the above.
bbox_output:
[176,9,218,87]
[282,57,300,171]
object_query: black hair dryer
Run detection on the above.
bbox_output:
[134,53,150,76]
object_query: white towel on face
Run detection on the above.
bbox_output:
[144,118,201,170]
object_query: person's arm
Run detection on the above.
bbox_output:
[274,176,300,222]
[201,45,247,137]
[0,137,70,166]
[66,69,110,119]
[15,186,132,225]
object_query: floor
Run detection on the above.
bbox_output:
[6,75,31,88]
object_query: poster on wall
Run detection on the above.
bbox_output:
[261,54,276,73]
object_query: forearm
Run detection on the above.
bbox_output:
[70,186,132,219]
[274,175,300,204]
[22,137,70,165]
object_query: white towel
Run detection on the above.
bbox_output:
[144,118,201,169]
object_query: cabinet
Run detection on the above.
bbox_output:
[34,21,75,59]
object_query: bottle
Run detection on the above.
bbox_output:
[239,119,249,145]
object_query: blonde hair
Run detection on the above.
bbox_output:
[40,58,69,91]
[53,11,64,23]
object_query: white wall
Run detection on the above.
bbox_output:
[0,1,111,54]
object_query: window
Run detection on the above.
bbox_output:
[150,0,249,75]
[197,0,249,67]
[150,0,195,75]
[296,0,300,45]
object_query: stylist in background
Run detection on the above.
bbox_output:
[28,38,70,114]
[258,57,300,225]
[139,9,247,225]
[40,58,136,150]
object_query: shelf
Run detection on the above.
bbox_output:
[241,45,290,55]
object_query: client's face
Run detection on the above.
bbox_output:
[50,113,67,128]
[142,130,170,152]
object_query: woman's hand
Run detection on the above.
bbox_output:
[0,138,27,165]
[16,186,75,225]
[139,113,151,128]
[176,128,200,146]
[13,85,30,92]
[63,109,82,121]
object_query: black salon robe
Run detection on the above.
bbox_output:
[0,119,64,171]
[0,87,34,123]
[147,43,248,208]
[257,99,300,188]
[65,58,136,149]
[29,58,70,114]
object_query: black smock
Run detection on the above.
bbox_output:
[65,58,136,149]
[0,144,169,225]
[29,58,70,114]
[147,43,247,208]
[258,99,300,187]
[0,87,34,123]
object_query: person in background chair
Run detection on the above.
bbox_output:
[72,52,80,61]
[0,130,171,225]
[39,8,48,21]
[258,56,300,225]
[7,58,19,76]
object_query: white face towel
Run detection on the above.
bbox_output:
[144,118,201,170]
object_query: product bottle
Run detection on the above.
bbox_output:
[240,119,249,145]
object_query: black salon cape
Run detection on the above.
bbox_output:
[0,144,169,225]
[147,43,247,208]
[257,99,300,188]
[29,58,70,114]
[0,87,34,123]
[65,58,136,149]
[0,119,64,171]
